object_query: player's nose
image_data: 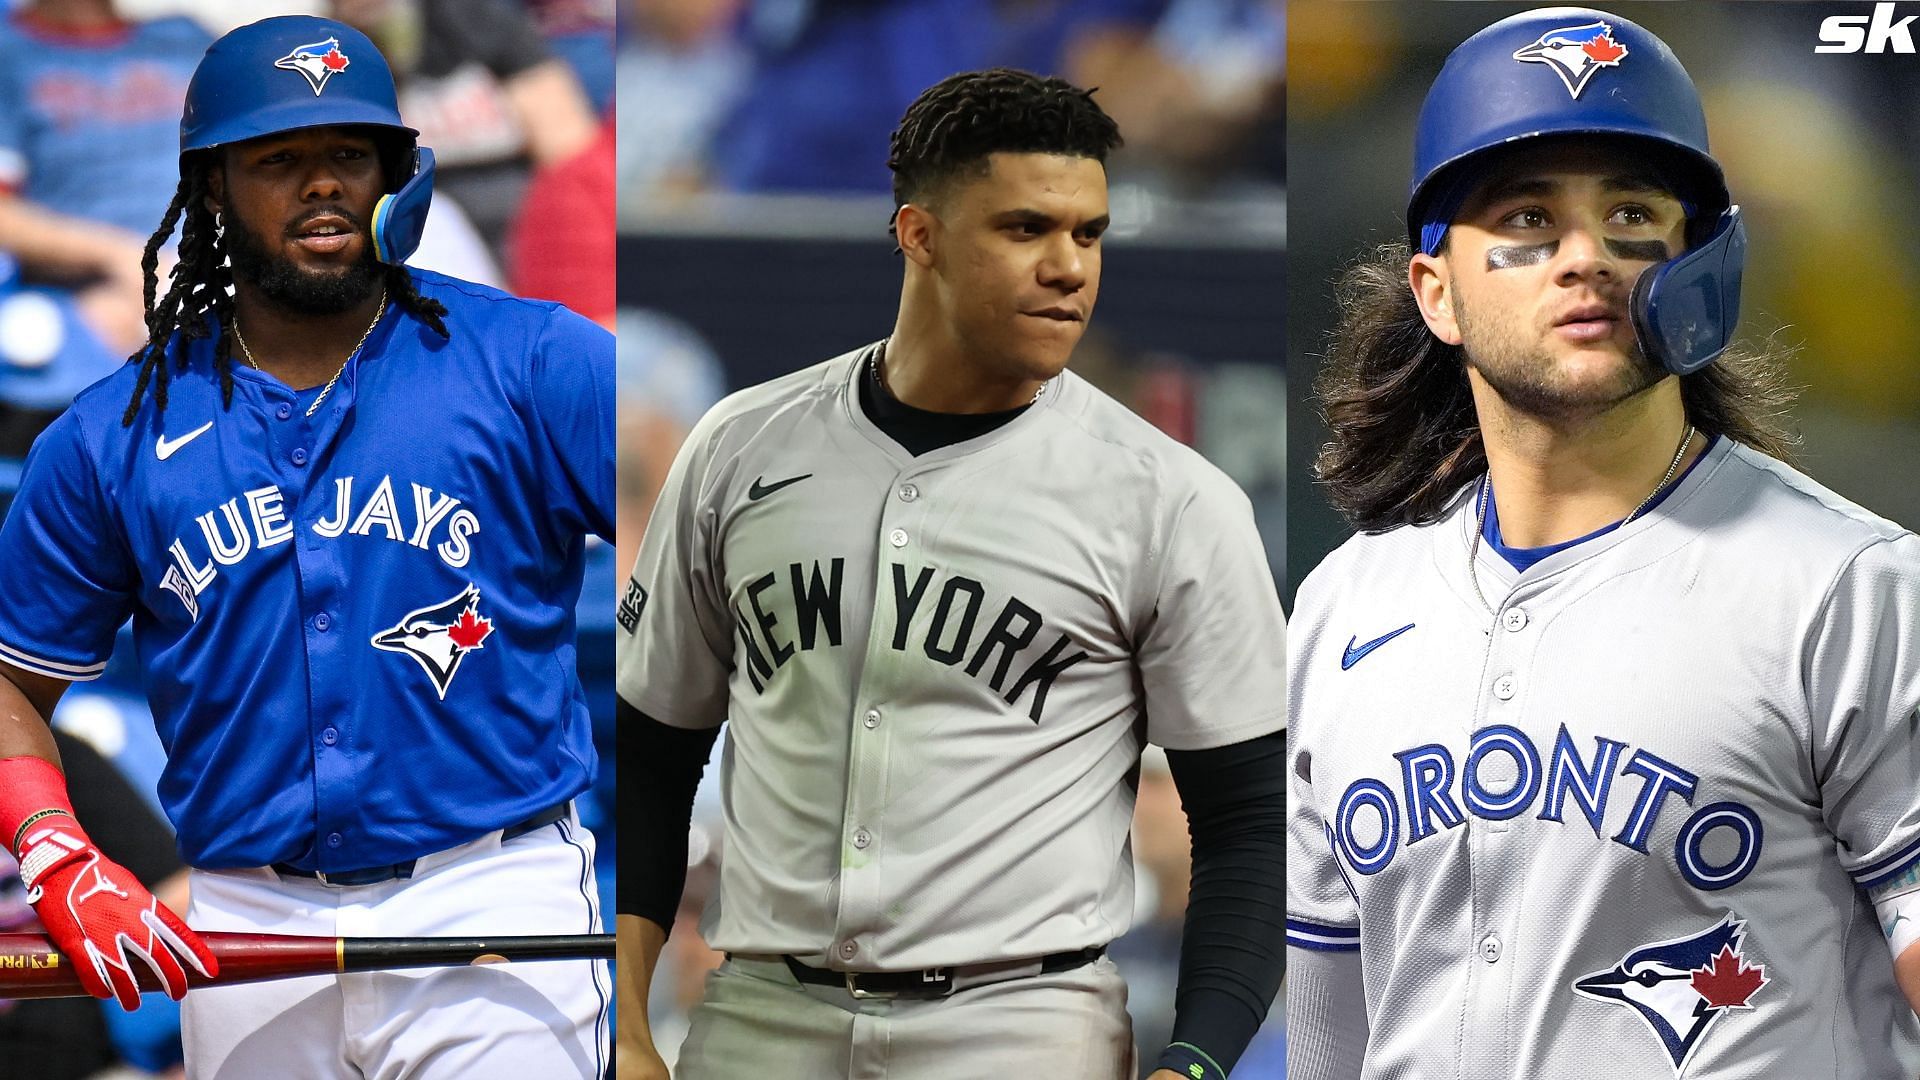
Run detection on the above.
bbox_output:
[1552,222,1618,287]
[1037,235,1087,290]
[299,161,347,203]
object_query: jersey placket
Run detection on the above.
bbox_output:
[830,463,937,967]
[279,372,360,869]
[1460,564,1549,1078]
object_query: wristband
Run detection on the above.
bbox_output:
[1155,1042,1228,1080]
[0,755,78,853]
[11,806,72,850]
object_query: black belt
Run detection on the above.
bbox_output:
[777,945,1105,999]
[272,802,570,887]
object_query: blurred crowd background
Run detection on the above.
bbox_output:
[1288,1,1920,599]
[614,0,1283,1075]
[0,1,615,1076]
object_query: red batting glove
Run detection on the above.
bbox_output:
[0,756,217,1009]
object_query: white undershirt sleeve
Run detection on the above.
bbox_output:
[1285,946,1368,1080]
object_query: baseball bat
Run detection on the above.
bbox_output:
[0,931,613,999]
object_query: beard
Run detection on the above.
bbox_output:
[1453,282,1665,421]
[225,207,384,315]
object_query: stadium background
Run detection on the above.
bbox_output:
[0,1,614,1076]
[1289,0,1920,600]
[615,0,1284,1075]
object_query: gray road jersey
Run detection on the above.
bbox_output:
[1287,439,1920,1078]
[620,343,1286,969]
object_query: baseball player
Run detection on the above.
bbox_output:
[616,69,1287,1080]
[1286,8,1920,1078]
[0,16,613,1077]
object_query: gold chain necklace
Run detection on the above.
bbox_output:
[231,291,388,418]
[1467,423,1695,616]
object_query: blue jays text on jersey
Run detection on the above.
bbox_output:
[158,472,483,621]
[0,270,614,873]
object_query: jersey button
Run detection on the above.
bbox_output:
[1503,608,1528,632]
[863,708,881,729]
[838,940,859,960]
[314,612,331,632]
[321,727,338,746]
[326,832,342,848]
[1480,934,1502,963]
[291,447,309,466]
[852,828,872,849]
[888,528,909,548]
[898,483,919,502]
[1493,674,1516,700]
[276,403,293,420]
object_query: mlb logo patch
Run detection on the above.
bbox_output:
[275,37,351,96]
[1512,20,1628,99]
[617,578,648,633]
[1572,913,1769,1074]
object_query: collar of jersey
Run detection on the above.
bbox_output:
[1456,434,1735,600]
[840,338,1066,467]
[215,306,394,413]
[1482,434,1721,572]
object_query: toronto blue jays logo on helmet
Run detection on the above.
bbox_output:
[274,37,352,96]
[1512,20,1629,99]
[1572,914,1770,1074]
[371,585,495,699]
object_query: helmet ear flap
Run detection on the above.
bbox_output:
[371,147,434,265]
[1630,207,1746,376]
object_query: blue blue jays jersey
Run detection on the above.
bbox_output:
[0,270,614,871]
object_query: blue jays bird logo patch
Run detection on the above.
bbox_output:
[274,37,351,95]
[1572,914,1770,1074]
[1512,20,1628,99]
[372,585,495,699]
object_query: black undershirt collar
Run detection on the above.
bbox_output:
[858,355,1031,457]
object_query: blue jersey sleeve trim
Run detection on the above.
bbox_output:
[0,638,108,680]
[1286,918,1362,952]
[1853,834,1920,889]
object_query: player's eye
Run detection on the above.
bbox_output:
[1608,203,1658,227]
[1008,222,1046,238]
[1499,206,1552,230]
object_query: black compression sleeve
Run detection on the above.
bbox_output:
[616,696,721,931]
[1156,730,1289,1078]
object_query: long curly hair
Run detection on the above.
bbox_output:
[1314,240,1801,532]
[122,147,450,426]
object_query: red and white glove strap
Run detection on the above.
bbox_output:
[16,817,89,900]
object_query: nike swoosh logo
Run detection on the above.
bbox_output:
[1341,623,1415,670]
[748,473,812,501]
[155,420,214,461]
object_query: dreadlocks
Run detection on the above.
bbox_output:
[122,151,450,427]
[1314,240,1802,533]
[886,68,1122,240]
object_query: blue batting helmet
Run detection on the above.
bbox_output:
[181,15,433,266]
[1409,7,1744,376]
